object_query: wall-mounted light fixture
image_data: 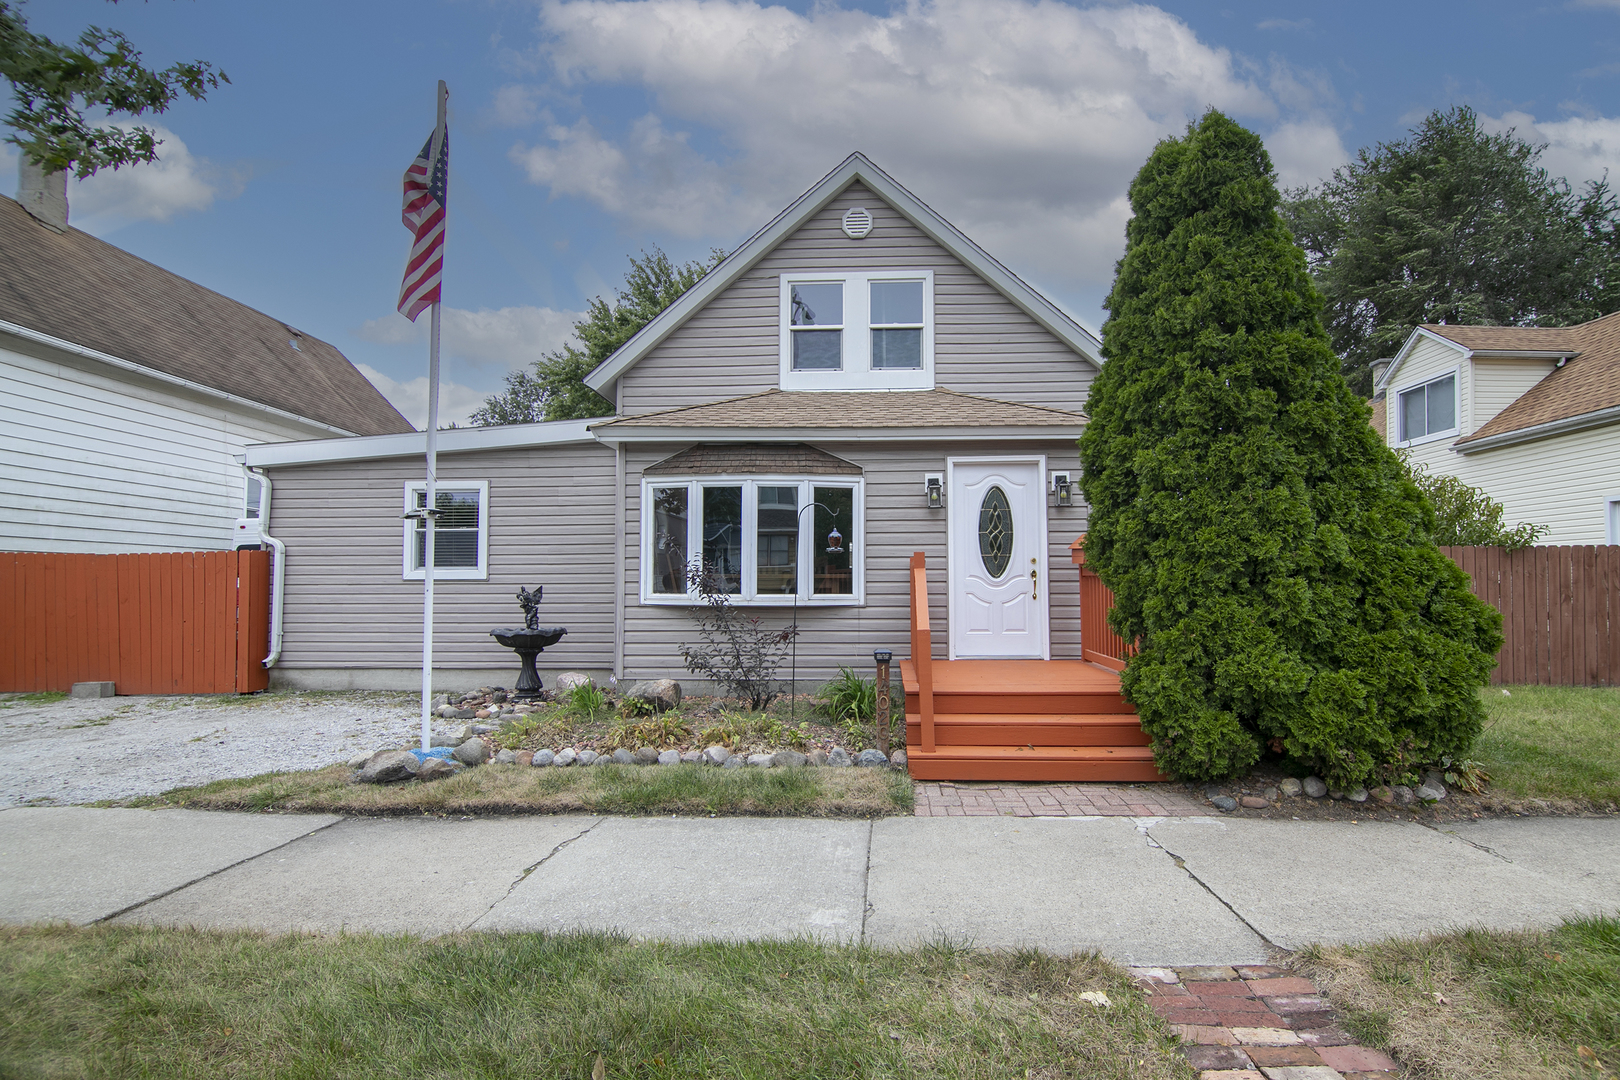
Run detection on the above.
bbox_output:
[924,474,943,508]
[1051,471,1073,506]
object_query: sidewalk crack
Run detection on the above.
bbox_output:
[465,817,602,931]
[93,816,343,924]
[1145,825,1286,958]
[859,819,874,944]
[1417,820,1513,862]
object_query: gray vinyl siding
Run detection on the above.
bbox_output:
[617,182,1095,416]
[621,439,1088,685]
[267,442,616,675]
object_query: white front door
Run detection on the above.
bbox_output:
[947,457,1049,659]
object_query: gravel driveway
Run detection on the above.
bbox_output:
[0,691,427,808]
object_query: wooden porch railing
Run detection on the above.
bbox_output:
[1071,536,1132,672]
[908,551,935,752]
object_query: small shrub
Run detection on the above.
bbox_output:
[1402,458,1548,549]
[761,717,812,750]
[696,719,746,747]
[618,696,654,719]
[817,667,876,724]
[567,683,608,720]
[678,563,798,709]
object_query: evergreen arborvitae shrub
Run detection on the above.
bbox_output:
[1078,111,1502,789]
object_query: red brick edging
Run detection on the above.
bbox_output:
[913,781,1206,817]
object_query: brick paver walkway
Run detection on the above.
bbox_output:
[912,781,1205,816]
[1133,964,1399,1079]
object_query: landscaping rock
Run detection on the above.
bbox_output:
[856,749,889,768]
[827,747,853,767]
[612,748,636,765]
[658,749,681,765]
[1240,795,1269,809]
[357,750,418,784]
[408,747,455,762]
[415,758,458,782]
[747,753,775,767]
[1279,777,1303,797]
[475,709,491,720]
[494,748,517,765]
[890,749,908,770]
[554,672,594,694]
[471,723,499,736]
[702,745,731,766]
[532,749,556,767]
[1347,786,1369,803]
[1392,784,1414,806]
[1302,776,1328,798]
[771,750,808,768]
[514,750,534,767]
[448,708,478,720]
[809,750,829,766]
[1329,788,1346,800]
[1370,785,1394,804]
[452,740,490,766]
[680,751,702,764]
[431,693,451,709]
[632,747,660,765]
[554,748,576,766]
[1262,786,1279,802]
[1415,779,1447,801]
[1210,795,1238,812]
[346,751,371,769]
[576,750,599,766]
[626,679,682,712]
[722,755,742,769]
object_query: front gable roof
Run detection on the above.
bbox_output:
[583,153,1101,397]
[1455,310,1620,451]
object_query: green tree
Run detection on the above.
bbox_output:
[2,1,228,177]
[1282,106,1619,394]
[1402,460,1547,549]
[472,247,725,425]
[1078,110,1502,789]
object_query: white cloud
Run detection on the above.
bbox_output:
[356,363,492,429]
[1266,119,1350,190]
[491,83,544,126]
[357,304,583,369]
[65,124,237,230]
[509,0,1317,309]
[1485,110,1620,188]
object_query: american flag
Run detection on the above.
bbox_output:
[397,120,448,321]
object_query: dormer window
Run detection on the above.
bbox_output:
[780,271,933,390]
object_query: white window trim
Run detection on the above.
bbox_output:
[778,271,934,391]
[640,475,866,606]
[1607,495,1620,545]
[402,479,490,581]
[1394,365,1462,448]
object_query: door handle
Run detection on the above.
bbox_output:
[1030,562,1038,601]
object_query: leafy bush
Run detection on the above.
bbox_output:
[678,564,799,709]
[566,683,608,720]
[1401,459,1547,549]
[605,715,691,749]
[817,668,877,725]
[1077,110,1503,789]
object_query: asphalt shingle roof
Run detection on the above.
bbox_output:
[593,389,1087,431]
[1444,311,1620,445]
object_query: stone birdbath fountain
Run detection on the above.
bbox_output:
[489,586,566,701]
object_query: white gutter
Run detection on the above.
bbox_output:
[245,465,286,668]
[245,418,596,468]
[1,317,360,438]
[586,425,1084,446]
[1454,403,1620,455]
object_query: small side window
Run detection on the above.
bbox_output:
[1398,373,1457,443]
[402,481,489,580]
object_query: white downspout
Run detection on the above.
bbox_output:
[246,465,286,668]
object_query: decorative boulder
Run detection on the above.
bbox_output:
[532,749,556,767]
[747,753,775,767]
[612,748,636,765]
[1279,778,1304,797]
[722,755,743,769]
[494,748,518,765]
[890,749,908,770]
[626,679,682,712]
[453,739,491,766]
[415,758,459,782]
[680,750,702,764]
[658,749,681,765]
[346,751,372,769]
[1302,776,1328,798]
[632,747,660,765]
[809,750,829,766]
[554,672,595,694]
[856,749,889,768]
[826,747,853,767]
[357,750,418,784]
[576,750,599,766]
[771,750,808,768]
[554,748,576,767]
[702,745,731,766]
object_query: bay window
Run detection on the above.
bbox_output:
[642,477,864,604]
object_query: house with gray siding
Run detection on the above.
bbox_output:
[245,154,1102,693]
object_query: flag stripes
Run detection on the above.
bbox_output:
[398,123,448,321]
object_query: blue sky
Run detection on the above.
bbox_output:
[6,0,1618,427]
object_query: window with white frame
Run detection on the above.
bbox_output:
[643,477,863,604]
[780,272,933,390]
[402,480,489,580]
[1398,371,1458,443]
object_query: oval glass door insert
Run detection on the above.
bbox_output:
[978,485,1012,577]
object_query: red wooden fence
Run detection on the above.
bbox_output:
[1071,537,1131,672]
[0,550,271,694]
[1441,545,1619,687]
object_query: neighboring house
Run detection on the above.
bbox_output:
[1375,312,1620,544]
[245,153,1101,692]
[0,166,413,555]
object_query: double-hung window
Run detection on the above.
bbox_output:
[643,477,864,604]
[1397,372,1458,445]
[780,271,933,390]
[402,480,489,580]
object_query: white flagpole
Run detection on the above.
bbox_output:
[420,80,447,754]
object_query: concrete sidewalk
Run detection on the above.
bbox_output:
[2,807,1615,966]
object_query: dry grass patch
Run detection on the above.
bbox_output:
[1298,915,1620,1080]
[0,925,1194,1080]
[121,760,913,817]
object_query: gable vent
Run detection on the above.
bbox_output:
[841,207,873,239]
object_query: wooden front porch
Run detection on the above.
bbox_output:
[902,549,1164,783]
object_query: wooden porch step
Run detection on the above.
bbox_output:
[900,659,1130,714]
[904,712,1150,747]
[905,744,1166,783]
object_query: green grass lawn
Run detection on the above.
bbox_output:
[1475,686,1620,807]
[0,926,1193,1080]
[118,760,914,818]
[1302,914,1620,1080]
